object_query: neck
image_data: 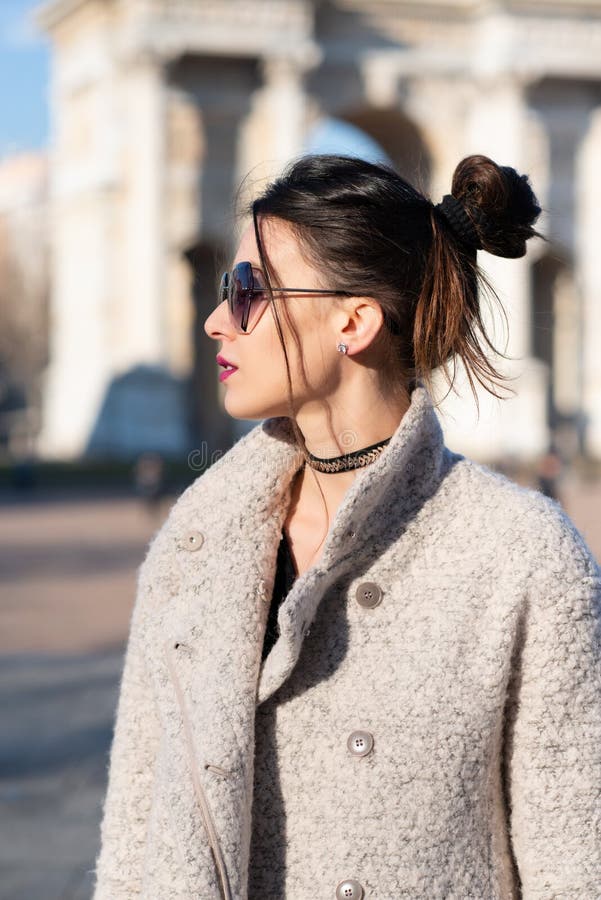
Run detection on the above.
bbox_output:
[293,387,413,508]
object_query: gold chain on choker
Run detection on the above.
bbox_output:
[305,436,393,473]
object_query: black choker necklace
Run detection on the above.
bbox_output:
[305,435,393,473]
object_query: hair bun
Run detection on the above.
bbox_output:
[450,154,542,259]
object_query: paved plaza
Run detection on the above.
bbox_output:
[0,472,599,900]
[0,492,169,900]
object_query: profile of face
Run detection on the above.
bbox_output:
[203,216,385,422]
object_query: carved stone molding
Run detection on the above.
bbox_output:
[120,0,318,65]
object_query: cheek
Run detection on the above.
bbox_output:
[256,301,336,398]
[286,325,336,395]
[297,335,335,392]
[244,306,295,390]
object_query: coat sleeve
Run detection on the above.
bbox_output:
[91,558,162,899]
[503,564,601,897]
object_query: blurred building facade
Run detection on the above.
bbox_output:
[0,152,50,461]
[20,0,601,463]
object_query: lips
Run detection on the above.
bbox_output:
[216,354,238,372]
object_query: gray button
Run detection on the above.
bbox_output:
[355,581,382,608]
[347,730,374,757]
[335,879,364,899]
[177,529,204,551]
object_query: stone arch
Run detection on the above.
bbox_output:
[338,107,432,191]
[304,116,393,165]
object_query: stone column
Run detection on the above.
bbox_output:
[439,74,548,462]
[263,56,308,166]
[37,34,124,459]
[38,47,180,459]
[577,103,601,458]
[530,81,599,460]
[240,53,316,185]
[118,52,167,369]
[466,76,535,361]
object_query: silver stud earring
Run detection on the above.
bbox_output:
[337,342,349,354]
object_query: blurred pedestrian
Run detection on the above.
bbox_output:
[537,443,563,501]
[132,451,166,518]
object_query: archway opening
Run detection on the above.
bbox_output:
[341,108,431,190]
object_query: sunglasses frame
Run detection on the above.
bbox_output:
[219,261,352,334]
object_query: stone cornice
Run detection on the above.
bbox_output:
[34,0,94,32]
[498,0,601,13]
[325,4,601,83]
[116,0,319,66]
[34,0,601,76]
[35,0,601,35]
[335,0,601,15]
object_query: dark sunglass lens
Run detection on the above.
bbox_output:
[230,262,254,331]
[236,261,253,291]
[219,272,228,305]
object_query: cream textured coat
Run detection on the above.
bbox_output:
[92,383,601,900]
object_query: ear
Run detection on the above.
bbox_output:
[335,297,386,354]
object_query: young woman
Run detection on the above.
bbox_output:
[92,154,601,900]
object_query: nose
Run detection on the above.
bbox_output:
[204,299,234,341]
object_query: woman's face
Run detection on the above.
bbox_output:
[204,216,362,421]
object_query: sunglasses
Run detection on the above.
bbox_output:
[218,261,352,334]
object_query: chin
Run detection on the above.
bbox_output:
[223,392,285,422]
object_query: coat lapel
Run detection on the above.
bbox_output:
[149,380,452,898]
[255,380,450,703]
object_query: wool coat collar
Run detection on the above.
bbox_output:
[253,381,449,701]
[153,381,454,898]
[174,380,450,703]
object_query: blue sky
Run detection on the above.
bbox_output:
[0,0,50,158]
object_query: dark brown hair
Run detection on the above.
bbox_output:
[244,153,541,458]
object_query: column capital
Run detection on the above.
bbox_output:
[261,45,323,81]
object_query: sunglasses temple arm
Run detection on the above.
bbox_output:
[267,288,350,295]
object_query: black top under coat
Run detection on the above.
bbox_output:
[261,529,297,662]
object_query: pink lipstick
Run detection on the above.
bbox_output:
[217,354,239,382]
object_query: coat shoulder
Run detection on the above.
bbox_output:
[135,422,267,587]
[445,454,600,588]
